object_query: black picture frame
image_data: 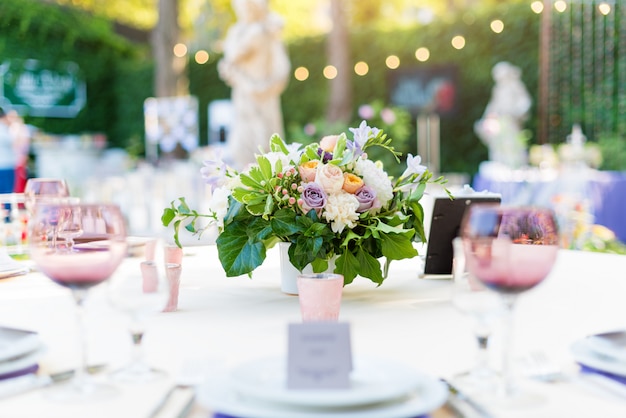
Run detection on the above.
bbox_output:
[423,196,501,276]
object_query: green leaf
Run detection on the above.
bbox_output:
[269,134,289,154]
[354,248,384,285]
[271,209,301,236]
[257,155,272,179]
[335,251,360,285]
[161,207,176,226]
[216,220,266,277]
[380,232,418,261]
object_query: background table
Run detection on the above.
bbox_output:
[0,246,625,417]
[473,169,626,244]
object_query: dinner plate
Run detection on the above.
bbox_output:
[228,356,424,408]
[0,327,42,363]
[571,338,626,376]
[584,330,626,363]
[196,368,447,418]
[0,346,45,376]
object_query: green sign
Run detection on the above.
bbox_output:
[0,59,86,118]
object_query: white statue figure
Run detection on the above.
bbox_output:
[474,61,531,170]
[218,0,291,169]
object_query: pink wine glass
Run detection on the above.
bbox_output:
[460,205,559,405]
[29,202,128,401]
[23,178,70,214]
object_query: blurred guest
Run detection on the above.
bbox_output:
[6,110,31,193]
[0,107,17,193]
[218,0,290,170]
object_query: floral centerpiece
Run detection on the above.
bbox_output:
[162,121,449,286]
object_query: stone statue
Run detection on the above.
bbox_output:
[474,61,531,169]
[218,0,290,169]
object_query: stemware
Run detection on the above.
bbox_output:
[29,202,127,401]
[108,243,172,383]
[23,178,70,214]
[460,205,559,405]
[449,237,504,392]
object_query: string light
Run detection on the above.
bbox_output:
[294,67,309,81]
[530,1,544,14]
[173,43,187,57]
[490,20,504,33]
[451,35,466,50]
[354,61,369,76]
[194,50,209,64]
[323,65,337,79]
[598,2,611,15]
[385,55,400,69]
[554,1,567,13]
[415,47,430,62]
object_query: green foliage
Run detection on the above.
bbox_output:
[597,133,626,171]
[0,0,151,150]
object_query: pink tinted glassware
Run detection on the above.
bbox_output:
[29,202,127,401]
[460,205,559,405]
[297,273,343,321]
[23,178,70,214]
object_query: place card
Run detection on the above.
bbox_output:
[286,322,352,389]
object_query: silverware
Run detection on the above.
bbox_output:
[147,384,194,418]
[0,364,107,399]
[441,378,495,418]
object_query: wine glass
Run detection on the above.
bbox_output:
[108,253,172,383]
[450,237,504,393]
[23,178,70,214]
[29,202,128,401]
[460,205,559,405]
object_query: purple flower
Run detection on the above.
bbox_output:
[300,182,327,214]
[355,185,380,213]
[201,152,228,192]
[348,121,380,158]
[316,148,333,163]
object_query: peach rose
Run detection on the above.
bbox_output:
[316,163,344,194]
[298,160,319,182]
[342,173,364,194]
[319,135,339,152]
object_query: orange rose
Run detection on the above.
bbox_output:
[298,160,319,182]
[342,173,364,194]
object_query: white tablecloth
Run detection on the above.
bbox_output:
[0,246,626,417]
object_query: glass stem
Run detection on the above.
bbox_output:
[500,295,517,397]
[72,290,89,391]
[473,324,491,378]
[129,318,148,371]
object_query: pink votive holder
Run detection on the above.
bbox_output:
[165,244,184,265]
[296,273,344,322]
[164,263,182,312]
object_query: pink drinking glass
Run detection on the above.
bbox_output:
[296,273,344,322]
[460,204,559,405]
[29,202,127,401]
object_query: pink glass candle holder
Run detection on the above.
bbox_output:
[164,263,182,312]
[296,273,344,322]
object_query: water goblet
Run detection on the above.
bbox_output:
[108,251,171,383]
[23,178,70,215]
[460,205,559,406]
[450,237,504,392]
[29,202,128,401]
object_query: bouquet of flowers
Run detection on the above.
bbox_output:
[162,121,449,285]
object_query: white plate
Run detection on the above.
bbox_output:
[229,356,424,408]
[585,331,626,363]
[571,339,626,376]
[0,346,45,376]
[0,327,42,363]
[197,368,447,418]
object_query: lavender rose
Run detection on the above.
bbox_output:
[354,185,380,213]
[300,182,327,214]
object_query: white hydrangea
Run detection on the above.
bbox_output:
[354,158,393,207]
[323,192,360,233]
[264,151,293,174]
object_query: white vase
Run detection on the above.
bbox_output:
[278,242,336,295]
